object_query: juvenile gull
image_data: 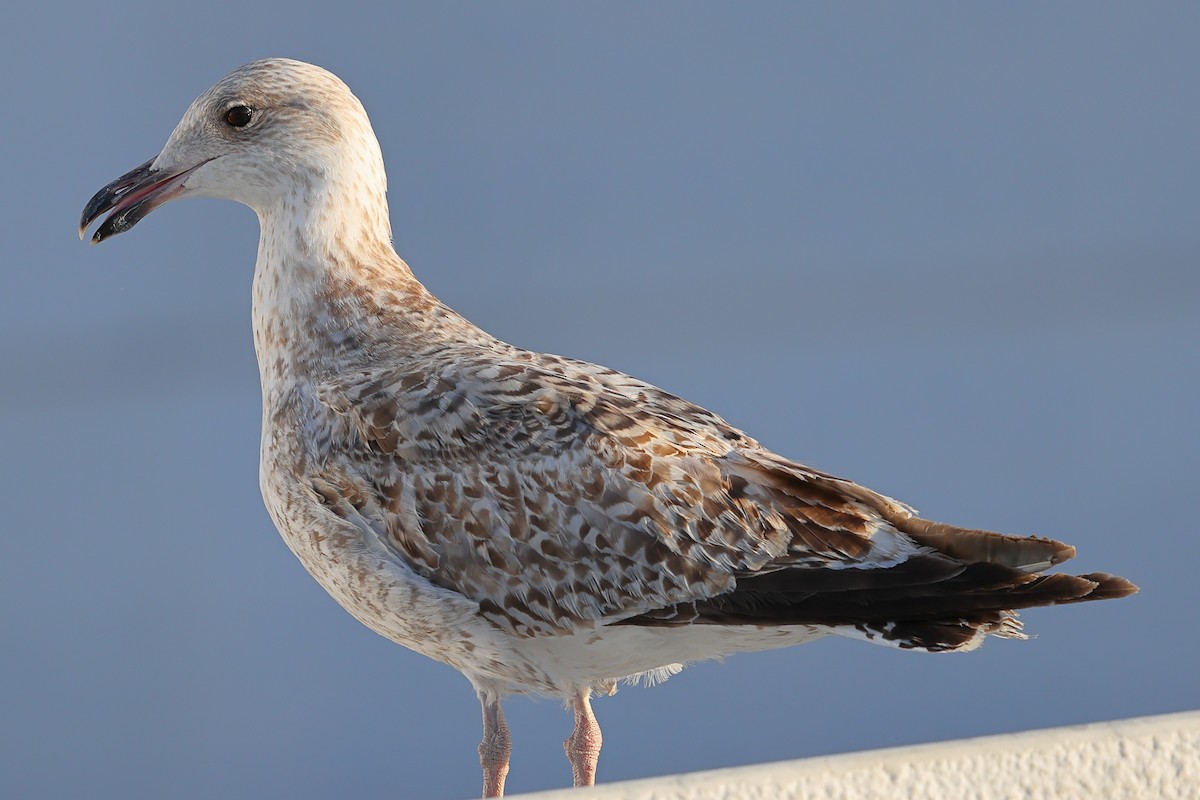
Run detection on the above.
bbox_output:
[81,59,1136,797]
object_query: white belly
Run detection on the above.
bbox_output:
[260,446,828,698]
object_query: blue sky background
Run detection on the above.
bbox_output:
[3,3,1198,798]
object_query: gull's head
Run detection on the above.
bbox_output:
[81,58,388,245]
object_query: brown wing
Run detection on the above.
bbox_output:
[313,348,1135,644]
[620,455,1136,649]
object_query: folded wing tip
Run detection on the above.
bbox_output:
[1080,572,1139,600]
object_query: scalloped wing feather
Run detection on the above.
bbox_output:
[312,349,927,637]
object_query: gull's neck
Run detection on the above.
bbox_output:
[250,175,469,391]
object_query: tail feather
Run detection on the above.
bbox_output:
[666,567,1124,627]
[804,468,1079,573]
[1053,572,1138,602]
[621,567,1135,652]
[619,520,1136,652]
[618,458,1137,653]
[897,517,1075,574]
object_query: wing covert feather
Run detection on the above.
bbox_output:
[310,352,946,636]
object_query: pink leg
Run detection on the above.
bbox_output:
[478,693,512,798]
[563,690,602,787]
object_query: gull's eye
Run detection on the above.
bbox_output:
[224,106,254,128]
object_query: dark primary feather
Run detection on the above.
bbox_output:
[621,460,1136,650]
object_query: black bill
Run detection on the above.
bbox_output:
[80,157,207,244]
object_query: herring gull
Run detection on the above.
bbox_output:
[80,58,1137,797]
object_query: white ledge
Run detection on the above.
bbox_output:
[511,709,1200,799]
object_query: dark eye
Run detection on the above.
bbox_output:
[224,106,254,127]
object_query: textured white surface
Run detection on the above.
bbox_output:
[510,710,1200,799]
